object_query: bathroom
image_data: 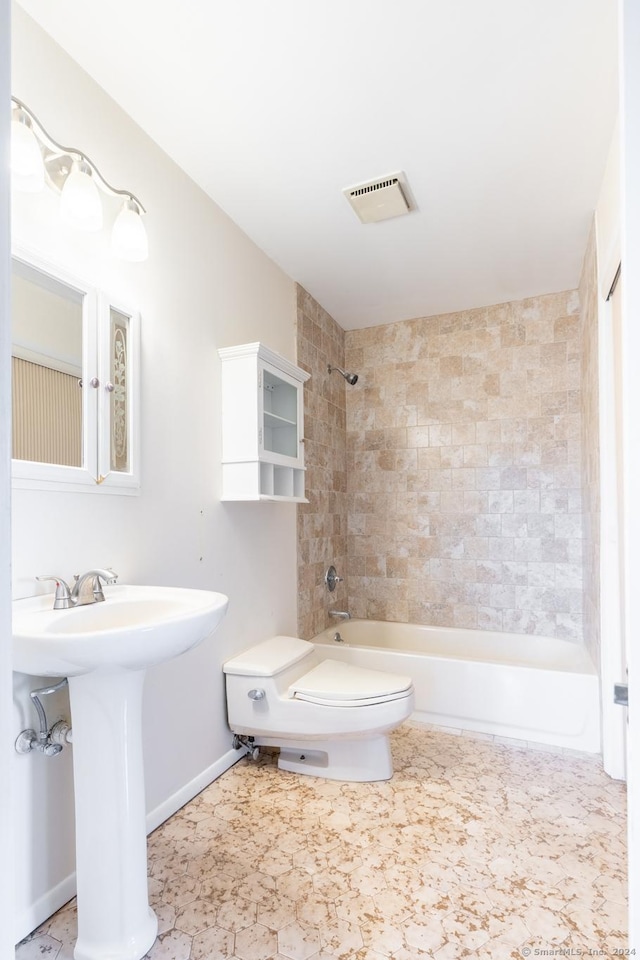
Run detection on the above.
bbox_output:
[2,0,640,957]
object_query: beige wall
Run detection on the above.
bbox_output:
[596,120,621,293]
[344,292,584,640]
[12,7,298,937]
[579,223,601,669]
[296,286,347,639]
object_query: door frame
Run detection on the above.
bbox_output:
[620,0,640,942]
[598,268,627,781]
[0,0,15,954]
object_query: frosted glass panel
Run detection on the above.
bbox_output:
[11,258,83,466]
[110,309,130,473]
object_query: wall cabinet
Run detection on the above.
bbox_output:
[218,342,310,502]
[11,248,140,494]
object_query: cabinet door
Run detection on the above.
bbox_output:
[259,360,304,467]
[97,296,140,489]
[11,248,141,494]
[10,249,100,490]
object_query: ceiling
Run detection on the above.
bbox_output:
[16,0,617,330]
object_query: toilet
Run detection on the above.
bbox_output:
[223,636,414,782]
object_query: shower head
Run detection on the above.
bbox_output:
[328,364,359,385]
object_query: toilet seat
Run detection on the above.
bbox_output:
[289,659,412,707]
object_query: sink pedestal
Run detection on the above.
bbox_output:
[13,584,229,959]
[69,667,157,960]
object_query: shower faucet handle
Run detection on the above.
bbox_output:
[324,565,344,592]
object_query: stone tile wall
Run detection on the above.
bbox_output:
[579,223,601,666]
[296,285,348,639]
[344,291,585,641]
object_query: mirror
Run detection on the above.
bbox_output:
[11,258,84,468]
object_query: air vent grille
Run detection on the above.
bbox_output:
[343,173,412,224]
[349,178,399,198]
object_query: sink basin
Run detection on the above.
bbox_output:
[13,583,229,960]
[13,584,228,676]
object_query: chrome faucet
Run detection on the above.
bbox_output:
[37,569,118,609]
[72,569,119,605]
[329,610,351,621]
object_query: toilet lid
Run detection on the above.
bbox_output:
[223,636,313,676]
[289,659,412,706]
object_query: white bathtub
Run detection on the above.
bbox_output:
[313,620,601,753]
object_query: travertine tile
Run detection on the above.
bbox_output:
[296,285,348,640]
[341,291,586,641]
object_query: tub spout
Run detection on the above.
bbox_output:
[329,610,351,621]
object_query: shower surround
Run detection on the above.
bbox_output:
[296,286,348,640]
[297,287,585,643]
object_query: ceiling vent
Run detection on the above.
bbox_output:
[343,172,412,224]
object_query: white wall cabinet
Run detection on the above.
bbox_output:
[218,342,310,502]
[11,248,140,494]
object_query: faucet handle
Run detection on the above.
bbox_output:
[36,576,72,610]
[324,565,344,592]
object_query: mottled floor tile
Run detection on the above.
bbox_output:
[12,935,61,959]
[16,724,627,960]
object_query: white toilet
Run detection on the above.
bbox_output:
[223,635,414,782]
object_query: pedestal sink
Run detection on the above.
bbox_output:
[13,584,229,960]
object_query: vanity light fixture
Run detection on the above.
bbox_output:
[10,108,45,193]
[10,96,148,262]
[60,160,103,232]
[111,197,149,262]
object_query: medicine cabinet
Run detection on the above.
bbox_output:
[218,342,310,502]
[11,248,140,493]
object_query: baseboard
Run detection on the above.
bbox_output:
[15,747,243,945]
[15,872,77,946]
[146,747,242,833]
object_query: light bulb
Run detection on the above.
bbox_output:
[111,198,148,261]
[11,113,45,192]
[60,160,103,232]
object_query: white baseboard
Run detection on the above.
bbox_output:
[15,872,77,946]
[146,748,241,833]
[15,748,243,945]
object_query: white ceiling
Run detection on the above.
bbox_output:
[16,0,617,330]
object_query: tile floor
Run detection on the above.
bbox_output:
[17,723,627,960]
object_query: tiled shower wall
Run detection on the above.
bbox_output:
[344,292,584,641]
[579,223,601,666]
[296,286,348,640]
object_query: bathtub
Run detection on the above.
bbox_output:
[313,620,600,753]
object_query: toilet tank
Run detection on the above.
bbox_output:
[223,636,319,732]
[223,636,314,678]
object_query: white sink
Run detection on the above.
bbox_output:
[13,584,229,960]
[13,584,229,676]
